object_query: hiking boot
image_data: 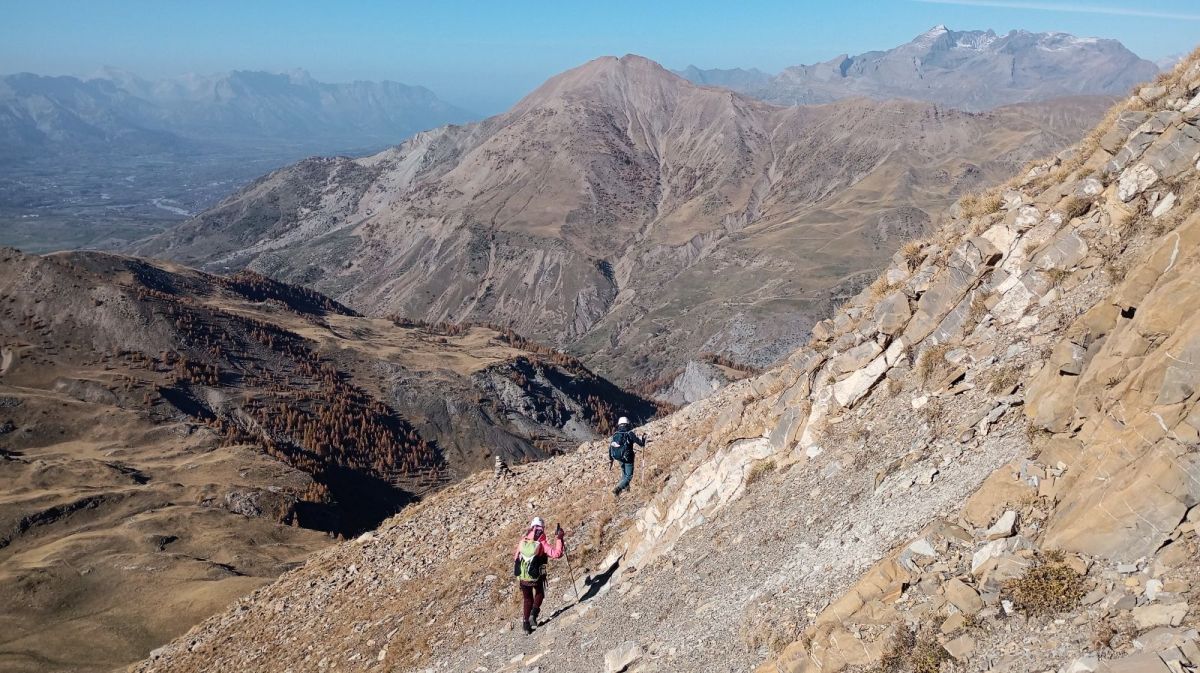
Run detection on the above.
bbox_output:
[530,608,540,626]
[522,619,533,634]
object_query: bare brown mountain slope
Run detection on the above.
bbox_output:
[132,55,1110,384]
[0,248,657,673]
[132,52,1200,673]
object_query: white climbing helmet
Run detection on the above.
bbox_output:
[617,416,630,427]
[529,517,544,530]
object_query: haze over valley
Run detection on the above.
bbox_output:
[0,69,475,251]
[3,5,1199,673]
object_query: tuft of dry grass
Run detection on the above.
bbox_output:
[874,625,952,673]
[986,364,1023,394]
[1045,267,1073,287]
[1103,257,1127,284]
[868,275,901,301]
[901,240,926,270]
[918,395,948,436]
[1024,421,1052,447]
[959,191,1004,219]
[1057,195,1093,221]
[968,292,990,325]
[915,343,953,384]
[1091,614,1137,654]
[745,459,776,487]
[1003,550,1086,616]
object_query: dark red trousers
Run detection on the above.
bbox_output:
[519,578,545,623]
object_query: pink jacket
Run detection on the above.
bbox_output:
[513,528,565,560]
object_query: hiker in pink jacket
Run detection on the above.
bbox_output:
[513,516,565,633]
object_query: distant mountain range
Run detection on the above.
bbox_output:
[677,26,1159,110]
[132,53,1111,384]
[0,68,474,159]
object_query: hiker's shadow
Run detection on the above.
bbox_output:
[541,560,621,625]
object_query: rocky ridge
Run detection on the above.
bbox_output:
[134,51,1200,673]
[131,55,1107,385]
[679,26,1158,111]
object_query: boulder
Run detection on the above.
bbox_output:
[1034,231,1089,272]
[1108,132,1159,175]
[943,634,976,661]
[1043,452,1200,563]
[972,536,1034,574]
[830,341,883,377]
[1013,204,1042,231]
[985,511,1018,540]
[874,291,912,336]
[1131,602,1189,629]
[604,641,643,673]
[1151,191,1177,218]
[832,355,888,409]
[1141,122,1200,181]
[943,578,984,615]
[1098,111,1150,154]
[1139,85,1168,104]
[811,319,835,342]
[1118,163,1159,202]
[1097,652,1174,673]
[1074,176,1105,197]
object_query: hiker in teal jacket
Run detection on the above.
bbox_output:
[609,416,645,495]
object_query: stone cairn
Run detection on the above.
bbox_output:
[494,455,513,479]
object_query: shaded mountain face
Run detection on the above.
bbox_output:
[678,26,1159,110]
[0,69,474,157]
[134,55,1112,384]
[0,247,655,532]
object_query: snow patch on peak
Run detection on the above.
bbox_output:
[956,32,999,51]
[913,24,951,47]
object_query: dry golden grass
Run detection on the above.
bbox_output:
[968,292,990,325]
[915,343,953,384]
[901,240,926,270]
[959,191,1003,218]
[868,275,901,301]
[985,364,1023,394]
[1057,195,1093,221]
[1045,267,1073,286]
[745,459,776,487]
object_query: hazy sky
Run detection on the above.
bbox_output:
[2,0,1198,114]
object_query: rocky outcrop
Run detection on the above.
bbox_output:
[758,52,1200,673]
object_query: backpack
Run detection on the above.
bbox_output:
[515,539,545,582]
[609,430,633,463]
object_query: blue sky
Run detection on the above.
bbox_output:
[2,0,1197,114]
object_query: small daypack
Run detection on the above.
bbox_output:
[609,430,633,463]
[516,539,545,582]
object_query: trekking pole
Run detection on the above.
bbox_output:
[558,524,582,602]
[638,439,647,488]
